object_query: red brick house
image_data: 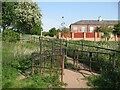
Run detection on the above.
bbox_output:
[58,17,120,41]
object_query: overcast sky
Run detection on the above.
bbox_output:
[37,2,118,31]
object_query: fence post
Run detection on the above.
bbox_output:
[61,54,64,82]
[31,53,34,75]
[52,40,54,69]
[73,50,76,66]
[89,52,92,72]
[76,50,79,68]
[39,37,42,75]
[82,40,83,51]
[60,39,64,82]
[65,39,68,60]
[34,37,35,43]
[112,53,116,70]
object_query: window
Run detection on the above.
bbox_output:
[73,26,78,30]
[81,27,86,32]
[90,27,94,32]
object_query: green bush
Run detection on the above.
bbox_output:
[87,68,120,89]
[2,29,20,42]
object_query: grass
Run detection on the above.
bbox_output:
[2,41,64,88]
[86,68,120,89]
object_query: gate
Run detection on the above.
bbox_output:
[31,37,64,82]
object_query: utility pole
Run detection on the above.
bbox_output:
[61,16,65,39]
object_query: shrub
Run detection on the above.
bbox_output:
[87,68,120,89]
[2,29,20,42]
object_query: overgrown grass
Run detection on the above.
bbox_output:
[2,41,64,88]
[86,67,120,89]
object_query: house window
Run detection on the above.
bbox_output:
[73,26,78,30]
[81,27,86,32]
[90,27,94,32]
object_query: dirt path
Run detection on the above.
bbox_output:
[63,69,97,88]
[63,56,97,88]
[63,69,89,88]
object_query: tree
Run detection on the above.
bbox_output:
[2,2,17,31]
[94,27,101,41]
[31,25,43,35]
[95,24,113,41]
[2,1,42,34]
[114,22,120,35]
[49,27,58,37]
[62,27,69,32]
[61,27,70,39]
[15,2,42,34]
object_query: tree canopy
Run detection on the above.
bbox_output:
[2,2,17,30]
[2,1,42,34]
[15,2,42,33]
[49,27,58,37]
[95,24,113,41]
[114,22,120,35]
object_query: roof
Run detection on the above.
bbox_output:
[71,20,118,25]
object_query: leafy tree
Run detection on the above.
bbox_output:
[2,1,42,34]
[31,25,42,35]
[62,27,69,33]
[2,2,17,31]
[95,24,113,41]
[60,27,70,39]
[49,27,58,37]
[14,2,42,34]
[42,31,49,36]
[114,22,120,35]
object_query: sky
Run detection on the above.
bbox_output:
[37,2,118,32]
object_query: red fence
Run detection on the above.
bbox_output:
[63,32,72,38]
[59,32,100,39]
[74,32,84,38]
[86,33,94,38]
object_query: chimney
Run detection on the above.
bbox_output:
[98,16,102,21]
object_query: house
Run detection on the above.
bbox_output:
[58,16,120,41]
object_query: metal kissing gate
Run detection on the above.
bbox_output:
[31,37,64,82]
